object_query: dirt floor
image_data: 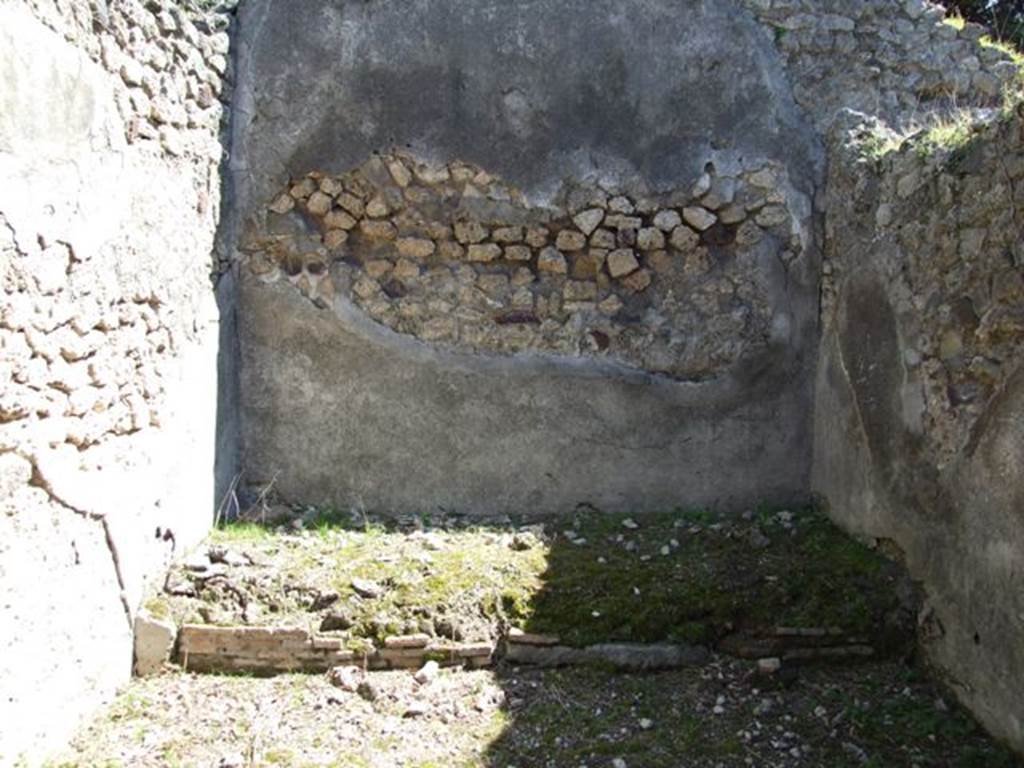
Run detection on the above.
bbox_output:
[50,657,1020,767]
[45,506,1021,767]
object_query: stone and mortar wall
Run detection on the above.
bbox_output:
[741,0,1021,132]
[815,110,1024,751]
[244,152,800,381]
[231,0,823,518]
[0,0,233,763]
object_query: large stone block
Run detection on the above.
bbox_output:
[133,614,177,676]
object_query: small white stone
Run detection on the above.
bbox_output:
[388,158,412,187]
[691,173,712,197]
[622,518,639,530]
[268,193,295,214]
[133,613,176,676]
[414,660,440,685]
[537,247,568,274]
[327,665,363,692]
[636,227,665,251]
[608,196,634,213]
[607,249,639,279]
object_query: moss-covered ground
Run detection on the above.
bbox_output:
[147,505,905,654]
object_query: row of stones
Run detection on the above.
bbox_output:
[141,620,879,677]
[251,152,792,379]
[25,0,231,160]
[176,625,495,674]
[741,0,1021,130]
[827,112,1024,470]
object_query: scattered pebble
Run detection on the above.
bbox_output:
[357,680,378,702]
[351,578,384,599]
[327,665,362,693]
[414,661,440,685]
[404,700,430,718]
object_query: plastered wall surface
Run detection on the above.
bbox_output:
[816,110,1024,751]
[232,0,824,515]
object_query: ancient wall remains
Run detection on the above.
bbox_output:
[741,0,1020,130]
[3,0,1024,761]
[816,109,1024,751]
[0,0,233,762]
[245,153,798,381]
[232,0,823,517]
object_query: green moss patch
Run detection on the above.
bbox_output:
[148,505,906,657]
[515,506,901,647]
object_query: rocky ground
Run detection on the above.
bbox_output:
[50,656,1019,768]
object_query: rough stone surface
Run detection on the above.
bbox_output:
[244,153,795,380]
[0,1,233,763]
[738,0,1020,134]
[133,613,177,676]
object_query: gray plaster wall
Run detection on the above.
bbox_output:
[231,0,823,517]
[0,1,233,763]
[241,271,812,516]
[231,0,819,213]
[814,113,1024,753]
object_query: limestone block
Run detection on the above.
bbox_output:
[133,613,177,676]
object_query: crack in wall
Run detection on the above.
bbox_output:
[17,449,134,631]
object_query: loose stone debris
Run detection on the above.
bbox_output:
[53,657,1020,767]
[140,506,917,676]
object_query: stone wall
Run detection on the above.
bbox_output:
[740,0,1021,131]
[0,0,233,763]
[231,0,823,516]
[244,153,800,381]
[815,109,1024,751]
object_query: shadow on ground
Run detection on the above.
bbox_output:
[478,505,1019,768]
[50,505,1023,767]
